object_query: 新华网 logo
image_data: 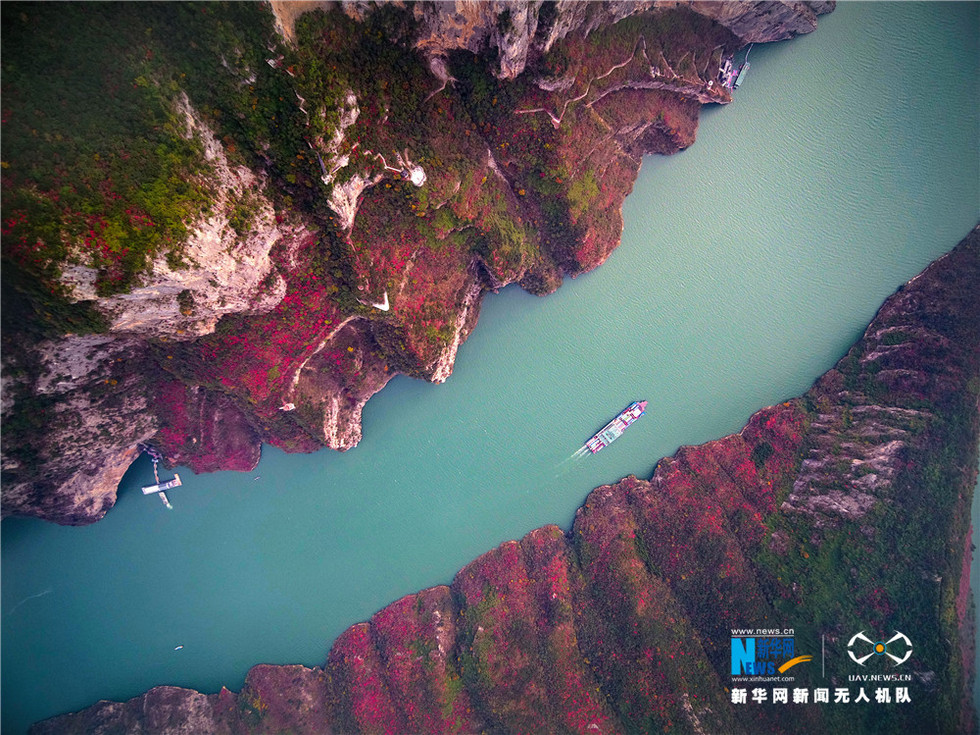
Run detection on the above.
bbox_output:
[731,632,812,677]
[847,630,912,667]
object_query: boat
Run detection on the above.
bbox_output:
[142,474,180,509]
[142,474,182,495]
[139,445,178,509]
[732,44,752,90]
[732,61,750,89]
[584,401,648,454]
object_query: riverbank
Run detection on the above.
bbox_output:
[959,522,977,733]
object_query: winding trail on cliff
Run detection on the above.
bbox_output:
[288,315,362,393]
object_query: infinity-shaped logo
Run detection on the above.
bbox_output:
[847,630,912,666]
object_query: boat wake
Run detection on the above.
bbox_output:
[554,446,590,476]
[558,446,590,464]
[4,587,52,618]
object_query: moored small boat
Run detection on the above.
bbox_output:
[142,474,182,495]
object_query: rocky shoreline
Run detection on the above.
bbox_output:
[33,226,979,735]
[958,521,977,735]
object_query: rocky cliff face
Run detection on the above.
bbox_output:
[2,1,831,525]
[32,228,979,735]
[60,92,287,340]
[349,1,834,81]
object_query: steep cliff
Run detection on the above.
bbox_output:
[2,1,832,524]
[32,229,979,735]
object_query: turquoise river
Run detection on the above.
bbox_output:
[2,4,978,732]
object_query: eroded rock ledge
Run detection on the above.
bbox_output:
[33,228,979,735]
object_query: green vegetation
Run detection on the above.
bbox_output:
[457,587,500,694]
[228,191,260,238]
[750,441,774,470]
[1,3,215,295]
[441,670,466,719]
[448,50,525,132]
[754,327,978,733]
[0,2,323,301]
[881,330,913,346]
[566,169,600,220]
[1,260,108,339]
[236,686,269,726]
[176,289,195,316]
[148,4,315,196]
[292,5,447,159]
[0,383,56,474]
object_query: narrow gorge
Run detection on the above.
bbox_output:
[6,3,979,734]
[33,227,979,735]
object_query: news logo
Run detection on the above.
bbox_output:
[731,629,812,679]
[847,630,912,667]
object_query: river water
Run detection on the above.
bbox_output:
[3,4,978,732]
